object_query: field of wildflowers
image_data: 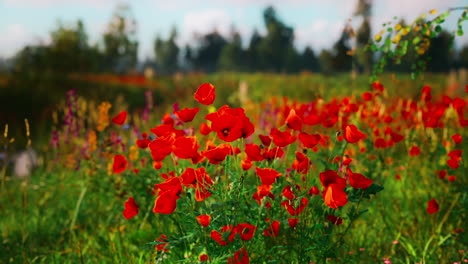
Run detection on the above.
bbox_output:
[1,75,466,263]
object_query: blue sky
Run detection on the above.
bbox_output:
[1,0,467,59]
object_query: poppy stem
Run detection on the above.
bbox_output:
[70,184,88,241]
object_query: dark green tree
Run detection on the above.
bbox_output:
[102,4,138,74]
[246,30,262,71]
[218,28,245,71]
[154,27,180,74]
[355,18,372,72]
[284,46,301,73]
[426,30,453,72]
[332,28,353,72]
[458,45,468,68]
[301,46,320,72]
[191,31,227,72]
[257,6,295,72]
[319,49,334,74]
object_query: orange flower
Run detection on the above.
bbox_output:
[97,102,112,131]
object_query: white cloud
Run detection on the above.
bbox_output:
[3,0,121,8]
[0,24,32,57]
[178,8,233,45]
[296,20,344,52]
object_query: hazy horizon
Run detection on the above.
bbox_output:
[1,0,467,60]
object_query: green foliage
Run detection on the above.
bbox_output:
[154,27,180,74]
[102,4,139,73]
[369,6,468,82]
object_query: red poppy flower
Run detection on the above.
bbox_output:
[372,82,384,93]
[320,170,346,188]
[362,92,373,101]
[195,183,214,202]
[233,223,256,241]
[228,248,249,264]
[153,190,180,214]
[438,170,447,179]
[180,167,214,201]
[175,107,199,122]
[153,161,162,170]
[196,215,211,227]
[150,124,184,138]
[385,127,404,143]
[282,197,309,216]
[148,134,176,162]
[323,183,348,209]
[282,185,299,200]
[288,218,299,228]
[292,152,310,174]
[136,137,151,149]
[270,128,296,147]
[200,122,212,135]
[155,234,169,252]
[452,134,462,144]
[161,113,174,125]
[427,198,439,214]
[447,149,462,160]
[348,170,373,189]
[245,144,264,161]
[298,132,321,148]
[374,138,387,148]
[258,134,272,146]
[447,149,462,169]
[252,185,274,205]
[112,111,127,125]
[303,112,323,125]
[452,97,467,113]
[173,136,200,159]
[447,159,460,169]
[206,105,254,142]
[113,154,128,174]
[409,146,420,157]
[123,197,139,219]
[211,114,243,142]
[307,186,320,196]
[326,215,343,225]
[421,85,432,102]
[344,125,366,143]
[203,143,233,164]
[285,109,303,131]
[342,157,353,166]
[262,147,285,161]
[210,225,233,246]
[263,220,280,237]
[256,167,282,186]
[194,83,216,105]
[153,177,183,214]
[199,254,209,261]
[241,159,253,170]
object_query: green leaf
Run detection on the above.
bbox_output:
[400,40,408,56]
[435,25,442,32]
[362,183,384,199]
[412,37,421,45]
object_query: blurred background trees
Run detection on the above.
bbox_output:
[3,2,466,76]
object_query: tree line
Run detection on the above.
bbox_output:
[7,1,468,76]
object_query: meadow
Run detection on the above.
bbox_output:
[0,72,466,264]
